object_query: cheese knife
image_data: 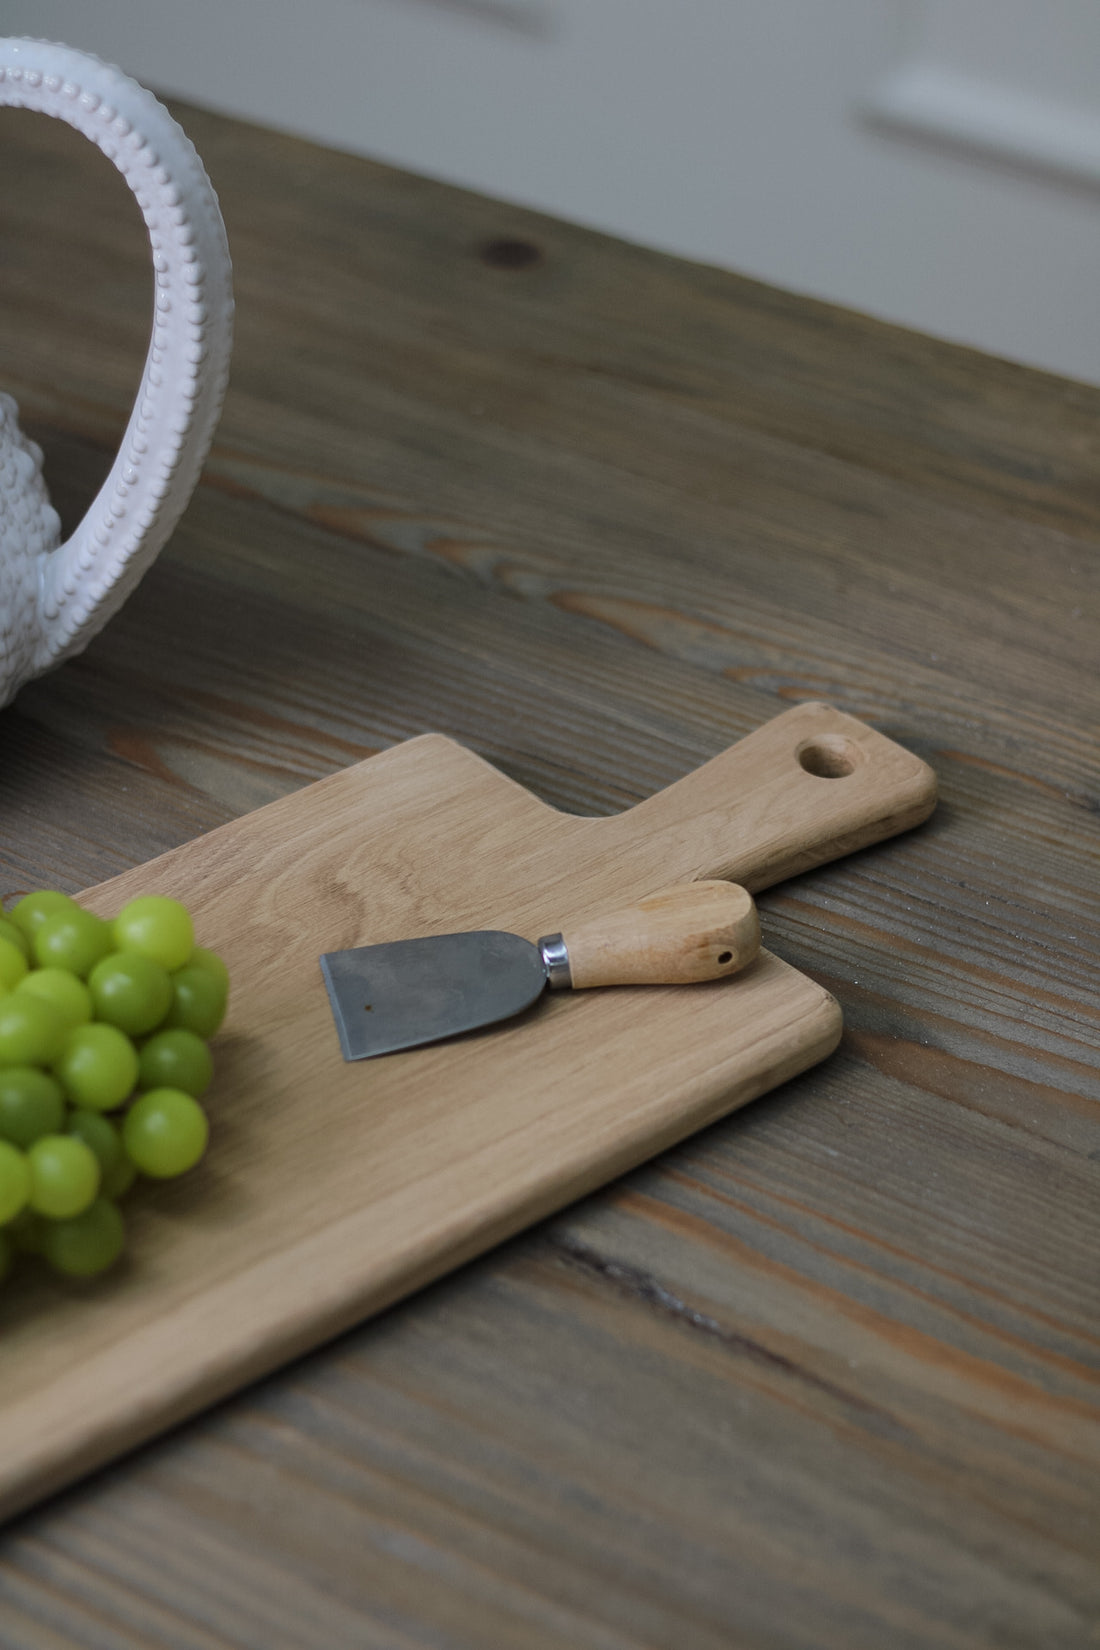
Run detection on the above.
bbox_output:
[319,879,760,1059]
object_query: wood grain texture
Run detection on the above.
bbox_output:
[0,96,1097,1650]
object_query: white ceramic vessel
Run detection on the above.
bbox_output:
[0,37,233,708]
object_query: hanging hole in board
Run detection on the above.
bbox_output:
[797,735,860,779]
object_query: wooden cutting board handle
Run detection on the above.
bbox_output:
[600,701,938,891]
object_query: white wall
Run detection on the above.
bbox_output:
[3,0,1098,383]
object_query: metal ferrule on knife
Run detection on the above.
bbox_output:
[537,933,572,990]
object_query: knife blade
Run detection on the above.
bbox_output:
[319,879,760,1059]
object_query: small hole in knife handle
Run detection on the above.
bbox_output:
[561,880,759,989]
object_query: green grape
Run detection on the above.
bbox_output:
[102,1151,137,1200]
[0,917,31,961]
[66,1109,124,1180]
[10,889,79,939]
[27,1134,101,1218]
[15,967,94,1031]
[0,1139,31,1224]
[0,893,225,1267]
[88,951,172,1037]
[189,946,230,993]
[164,964,227,1038]
[113,896,194,973]
[40,1197,125,1278]
[137,1028,213,1097]
[0,1067,66,1147]
[123,1088,208,1178]
[0,993,66,1068]
[53,1023,139,1112]
[0,937,28,992]
[33,908,114,978]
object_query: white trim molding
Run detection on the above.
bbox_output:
[865,61,1100,189]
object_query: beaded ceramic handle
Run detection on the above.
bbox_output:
[0,38,233,697]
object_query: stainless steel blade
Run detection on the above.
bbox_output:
[319,929,548,1059]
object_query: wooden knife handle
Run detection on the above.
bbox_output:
[556,880,760,989]
[605,701,938,891]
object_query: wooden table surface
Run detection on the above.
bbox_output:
[1,97,1098,1650]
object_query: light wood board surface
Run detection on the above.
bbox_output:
[0,702,935,1519]
[0,95,1097,1650]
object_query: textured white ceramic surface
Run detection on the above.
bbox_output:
[0,37,233,708]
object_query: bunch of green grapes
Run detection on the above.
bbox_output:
[0,890,228,1282]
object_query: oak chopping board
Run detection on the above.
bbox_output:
[0,702,936,1520]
